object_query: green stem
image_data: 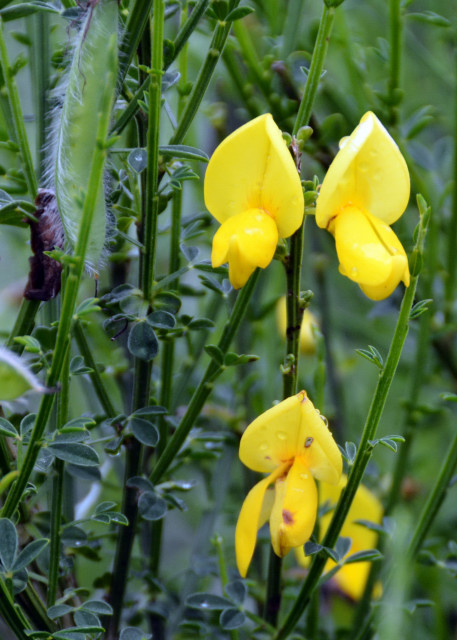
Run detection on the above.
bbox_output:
[222,43,260,119]
[281,0,306,58]
[274,199,430,640]
[0,17,37,197]
[169,6,241,145]
[150,269,260,485]
[292,5,335,136]
[141,1,164,301]
[387,0,402,126]
[445,48,457,321]
[407,428,457,560]
[73,320,118,418]
[5,299,41,352]
[0,579,31,640]
[1,61,115,519]
[47,348,70,607]
[173,0,209,64]
[31,12,51,180]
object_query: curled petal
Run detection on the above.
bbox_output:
[269,457,318,557]
[333,206,410,301]
[235,463,289,577]
[316,111,410,229]
[299,392,342,485]
[204,113,304,238]
[211,208,278,289]
[239,393,305,473]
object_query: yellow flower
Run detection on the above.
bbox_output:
[296,476,383,600]
[276,296,318,355]
[316,112,410,301]
[235,391,342,577]
[204,114,304,289]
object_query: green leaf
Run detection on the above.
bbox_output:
[406,11,450,27]
[128,322,159,361]
[47,604,74,619]
[0,518,17,569]
[0,417,18,438]
[154,291,181,314]
[120,628,152,640]
[69,355,93,376]
[410,298,433,319]
[80,600,113,615]
[146,310,176,330]
[186,592,232,610]
[334,536,352,561]
[12,538,49,572]
[74,297,101,318]
[130,417,160,447]
[226,6,254,21]
[138,492,168,521]
[344,549,383,564]
[188,317,215,330]
[224,352,259,366]
[0,2,59,21]
[63,416,97,430]
[13,335,41,353]
[204,344,223,365]
[159,144,209,162]
[128,148,148,173]
[304,541,323,556]
[219,607,246,630]
[355,345,383,369]
[224,579,247,605]
[47,443,100,466]
[53,627,104,639]
[132,406,167,417]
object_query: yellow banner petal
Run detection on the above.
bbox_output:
[316,111,410,229]
[204,113,304,238]
[239,393,305,473]
[298,392,342,485]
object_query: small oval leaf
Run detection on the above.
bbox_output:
[127,322,159,361]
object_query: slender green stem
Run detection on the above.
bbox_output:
[30,12,51,180]
[445,49,457,321]
[222,43,260,119]
[169,6,241,145]
[274,199,430,640]
[6,299,41,351]
[0,579,32,640]
[47,346,70,607]
[141,1,164,301]
[150,269,260,485]
[407,427,457,560]
[112,0,209,136]
[73,320,118,418]
[232,19,282,117]
[281,0,306,58]
[264,2,338,619]
[293,5,335,136]
[387,0,402,126]
[0,17,37,197]
[1,61,115,519]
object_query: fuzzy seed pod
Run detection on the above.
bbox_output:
[54,0,118,272]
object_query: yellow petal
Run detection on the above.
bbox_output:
[239,393,305,473]
[235,463,289,577]
[316,111,410,229]
[276,297,318,355]
[204,113,304,238]
[299,392,342,485]
[333,206,410,300]
[319,476,383,600]
[269,457,318,557]
[211,208,278,289]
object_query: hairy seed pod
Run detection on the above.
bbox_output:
[55,0,118,272]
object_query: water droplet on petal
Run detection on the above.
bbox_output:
[276,431,287,441]
[260,442,269,451]
[300,473,309,480]
[351,266,358,277]
[320,415,329,427]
